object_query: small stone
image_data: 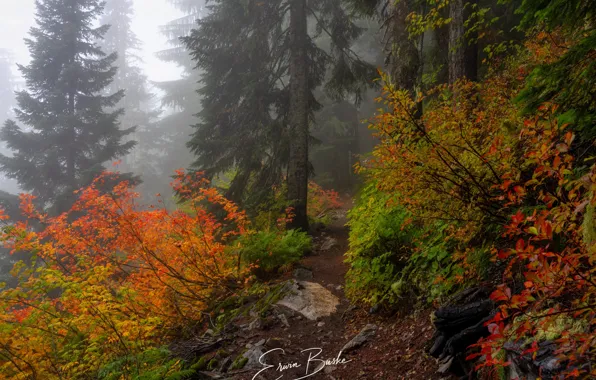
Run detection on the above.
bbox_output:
[293,267,314,281]
[255,339,266,347]
[341,324,378,353]
[368,304,381,315]
[278,313,290,328]
[320,237,338,251]
[243,346,265,369]
[317,322,325,327]
[249,308,258,318]
[248,318,262,330]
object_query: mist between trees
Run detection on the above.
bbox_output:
[0,0,594,378]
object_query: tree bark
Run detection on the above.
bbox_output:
[287,0,309,231]
[387,0,420,93]
[449,0,478,83]
[448,0,466,84]
[434,25,450,84]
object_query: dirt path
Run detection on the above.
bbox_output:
[229,202,442,380]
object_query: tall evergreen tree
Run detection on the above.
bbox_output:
[0,0,135,214]
[183,1,289,205]
[184,0,375,230]
[346,0,421,91]
[152,0,206,195]
[101,0,162,199]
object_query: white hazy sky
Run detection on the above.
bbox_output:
[0,0,185,83]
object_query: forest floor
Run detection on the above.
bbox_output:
[220,200,447,380]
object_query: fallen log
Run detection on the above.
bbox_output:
[428,287,496,378]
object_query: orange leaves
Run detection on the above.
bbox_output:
[0,208,8,221]
[307,181,343,221]
[0,170,252,378]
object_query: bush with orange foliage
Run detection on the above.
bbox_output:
[307,182,343,225]
[0,171,251,378]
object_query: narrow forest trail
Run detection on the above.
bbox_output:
[229,200,446,380]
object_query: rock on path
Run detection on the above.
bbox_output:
[277,280,340,321]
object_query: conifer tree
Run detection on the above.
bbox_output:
[0,0,135,214]
[184,0,375,229]
[153,0,206,192]
[101,0,161,198]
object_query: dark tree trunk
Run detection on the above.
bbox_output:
[434,25,450,84]
[387,0,420,93]
[287,0,309,231]
[449,0,478,83]
[448,0,465,84]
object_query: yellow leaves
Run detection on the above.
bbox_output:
[0,171,252,378]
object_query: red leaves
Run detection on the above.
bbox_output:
[511,211,525,225]
[0,208,8,221]
[521,341,539,356]
[307,181,343,220]
[491,286,512,302]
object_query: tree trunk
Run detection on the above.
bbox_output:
[434,25,450,84]
[448,0,465,84]
[387,0,420,93]
[449,0,478,83]
[287,0,309,231]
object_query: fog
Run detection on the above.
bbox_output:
[0,0,381,211]
[0,0,182,82]
[0,0,188,196]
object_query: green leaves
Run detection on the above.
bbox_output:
[235,229,311,278]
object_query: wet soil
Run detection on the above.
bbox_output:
[224,200,446,380]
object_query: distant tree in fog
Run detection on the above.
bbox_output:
[0,0,136,214]
[150,0,207,198]
[101,0,164,201]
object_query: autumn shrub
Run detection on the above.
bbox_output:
[307,181,343,226]
[235,229,311,279]
[251,181,342,231]
[470,107,596,377]
[356,28,596,377]
[0,171,251,379]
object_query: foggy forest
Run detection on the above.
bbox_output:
[0,0,594,379]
